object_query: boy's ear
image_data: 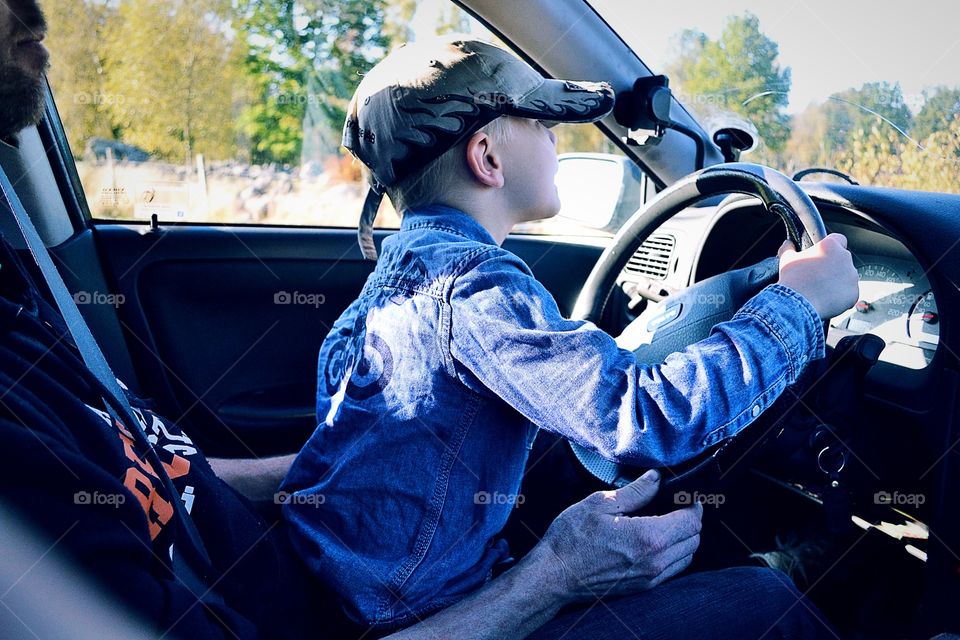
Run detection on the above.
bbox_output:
[464,131,505,189]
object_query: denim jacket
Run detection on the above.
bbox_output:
[282,205,824,629]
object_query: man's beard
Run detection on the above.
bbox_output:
[0,63,45,140]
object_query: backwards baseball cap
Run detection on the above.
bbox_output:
[342,37,615,259]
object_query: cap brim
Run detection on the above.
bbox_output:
[506,79,615,125]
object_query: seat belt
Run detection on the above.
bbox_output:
[0,165,226,608]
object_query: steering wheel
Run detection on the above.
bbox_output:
[569,163,827,501]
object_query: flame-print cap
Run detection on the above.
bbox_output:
[343,37,615,259]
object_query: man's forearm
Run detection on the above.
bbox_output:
[208,453,296,502]
[385,545,569,640]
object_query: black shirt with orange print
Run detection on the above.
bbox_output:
[0,233,329,639]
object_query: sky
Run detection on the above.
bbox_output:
[589,0,960,113]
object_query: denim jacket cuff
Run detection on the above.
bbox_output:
[733,283,825,383]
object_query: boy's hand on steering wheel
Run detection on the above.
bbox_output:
[777,233,859,319]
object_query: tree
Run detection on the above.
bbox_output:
[43,0,116,156]
[101,0,243,163]
[784,81,916,174]
[553,124,617,155]
[234,0,311,166]
[820,82,913,156]
[782,103,830,173]
[235,0,390,166]
[900,115,960,192]
[834,115,960,193]
[666,13,792,153]
[913,86,960,142]
[382,0,418,49]
[835,125,903,186]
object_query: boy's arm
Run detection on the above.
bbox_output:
[449,236,857,467]
[385,471,701,640]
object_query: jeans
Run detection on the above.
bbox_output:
[529,566,836,640]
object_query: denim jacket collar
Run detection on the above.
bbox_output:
[401,205,498,247]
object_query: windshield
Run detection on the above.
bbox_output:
[590,0,960,193]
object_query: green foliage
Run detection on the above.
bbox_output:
[667,13,792,153]
[233,1,310,165]
[835,115,960,193]
[235,0,390,165]
[43,0,115,155]
[101,0,242,163]
[236,71,306,166]
[819,82,913,156]
[784,82,960,193]
[913,87,960,142]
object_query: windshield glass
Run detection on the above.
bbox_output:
[590,0,960,193]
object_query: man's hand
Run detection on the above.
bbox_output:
[535,470,703,600]
[777,233,859,319]
[386,471,701,640]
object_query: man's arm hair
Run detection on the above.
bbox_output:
[384,543,567,640]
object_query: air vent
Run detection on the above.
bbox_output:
[624,233,675,280]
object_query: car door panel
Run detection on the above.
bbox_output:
[94,224,602,457]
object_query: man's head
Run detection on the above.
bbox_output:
[342,37,615,258]
[0,0,48,140]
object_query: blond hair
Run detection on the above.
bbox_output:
[384,117,513,214]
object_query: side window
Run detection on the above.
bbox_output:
[45,0,645,235]
[46,0,398,228]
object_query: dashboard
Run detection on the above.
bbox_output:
[605,181,959,630]
[830,254,938,369]
[617,195,944,374]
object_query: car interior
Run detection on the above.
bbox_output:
[3,0,960,638]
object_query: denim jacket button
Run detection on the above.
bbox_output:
[751,404,761,418]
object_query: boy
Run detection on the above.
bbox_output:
[282,37,858,630]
